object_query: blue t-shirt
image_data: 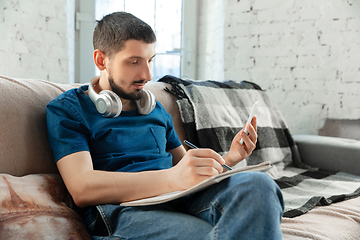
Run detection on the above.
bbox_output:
[46,85,182,173]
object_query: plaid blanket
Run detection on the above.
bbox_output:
[159,75,360,218]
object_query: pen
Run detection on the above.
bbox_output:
[183,140,233,171]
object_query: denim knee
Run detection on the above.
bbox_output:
[242,172,284,212]
[245,171,279,191]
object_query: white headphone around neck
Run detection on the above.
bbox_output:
[88,77,156,118]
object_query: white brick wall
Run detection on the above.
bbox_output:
[0,0,74,83]
[198,0,360,135]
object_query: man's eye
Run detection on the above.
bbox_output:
[132,61,139,64]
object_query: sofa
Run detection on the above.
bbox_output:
[1,74,360,239]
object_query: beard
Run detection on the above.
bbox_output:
[108,76,144,101]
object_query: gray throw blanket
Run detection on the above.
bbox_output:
[159,75,360,218]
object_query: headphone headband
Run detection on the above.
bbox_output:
[88,77,100,104]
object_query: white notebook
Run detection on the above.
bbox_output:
[120,161,272,207]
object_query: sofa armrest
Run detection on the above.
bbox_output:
[293,134,360,176]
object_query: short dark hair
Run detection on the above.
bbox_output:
[93,12,156,57]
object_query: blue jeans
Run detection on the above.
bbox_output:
[83,172,284,240]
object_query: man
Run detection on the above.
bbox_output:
[46,11,284,239]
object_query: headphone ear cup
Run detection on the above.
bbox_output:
[136,90,156,115]
[97,90,122,118]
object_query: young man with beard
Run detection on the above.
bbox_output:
[46,11,284,240]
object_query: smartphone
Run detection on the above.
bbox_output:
[239,101,259,145]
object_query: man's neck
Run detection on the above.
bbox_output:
[121,99,136,111]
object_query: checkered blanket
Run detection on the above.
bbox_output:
[159,75,360,218]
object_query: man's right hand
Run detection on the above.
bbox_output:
[169,148,225,191]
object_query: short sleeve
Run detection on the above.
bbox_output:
[164,109,182,151]
[46,98,90,162]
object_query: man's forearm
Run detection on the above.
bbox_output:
[71,169,175,207]
[56,151,177,208]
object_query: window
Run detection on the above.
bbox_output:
[75,0,196,83]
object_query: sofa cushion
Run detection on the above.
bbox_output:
[0,173,90,239]
[0,75,77,176]
[281,197,360,239]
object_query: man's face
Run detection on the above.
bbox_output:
[105,39,156,101]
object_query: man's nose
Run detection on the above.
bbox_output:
[139,62,152,81]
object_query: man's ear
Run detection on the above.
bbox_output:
[93,49,107,71]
